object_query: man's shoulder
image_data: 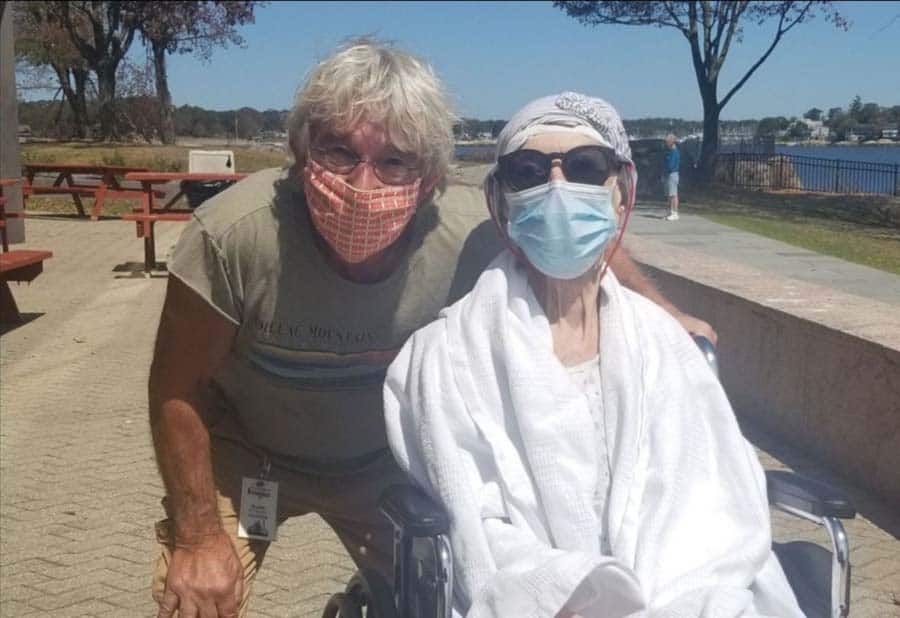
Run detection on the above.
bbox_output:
[191,167,294,238]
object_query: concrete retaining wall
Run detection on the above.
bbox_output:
[640,264,900,508]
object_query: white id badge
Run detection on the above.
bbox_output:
[238,477,278,542]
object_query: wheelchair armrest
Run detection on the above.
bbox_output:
[692,335,719,377]
[765,470,856,520]
[380,484,451,538]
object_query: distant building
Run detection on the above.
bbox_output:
[848,124,880,141]
[253,130,287,142]
[800,118,830,140]
[17,125,32,140]
[881,127,899,140]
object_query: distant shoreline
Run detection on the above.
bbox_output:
[777,139,900,147]
[455,140,900,148]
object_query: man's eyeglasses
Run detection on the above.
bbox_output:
[498,145,614,192]
[310,144,421,185]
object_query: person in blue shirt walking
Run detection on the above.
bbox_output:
[663,134,680,221]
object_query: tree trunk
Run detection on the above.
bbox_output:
[96,63,117,141]
[51,64,86,139]
[72,68,91,139]
[697,89,720,183]
[151,41,175,145]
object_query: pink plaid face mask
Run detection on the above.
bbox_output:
[303,159,421,263]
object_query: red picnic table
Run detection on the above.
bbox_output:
[1,178,53,323]
[122,171,247,275]
[23,163,162,220]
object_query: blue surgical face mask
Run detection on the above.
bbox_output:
[504,180,618,280]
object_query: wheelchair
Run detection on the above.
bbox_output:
[323,337,855,618]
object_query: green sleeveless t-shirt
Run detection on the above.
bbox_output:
[169,168,501,465]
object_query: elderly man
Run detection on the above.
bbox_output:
[664,133,680,221]
[149,39,715,617]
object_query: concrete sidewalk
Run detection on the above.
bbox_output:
[1,214,898,616]
[626,203,900,305]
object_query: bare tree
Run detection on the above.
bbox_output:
[52,1,140,140]
[555,1,848,180]
[130,1,260,144]
[14,2,93,138]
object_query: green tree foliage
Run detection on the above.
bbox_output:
[858,103,881,125]
[787,120,811,139]
[821,98,899,141]
[453,118,508,140]
[803,107,823,121]
[554,1,848,180]
[755,116,791,137]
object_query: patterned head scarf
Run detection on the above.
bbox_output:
[496,91,633,165]
[485,92,638,279]
[486,91,637,221]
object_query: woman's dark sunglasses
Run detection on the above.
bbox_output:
[498,145,614,192]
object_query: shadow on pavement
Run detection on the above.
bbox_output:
[0,312,45,335]
[742,418,900,540]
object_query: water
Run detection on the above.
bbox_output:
[458,142,900,194]
[461,142,900,165]
[723,144,900,195]
[454,143,496,162]
[774,144,900,165]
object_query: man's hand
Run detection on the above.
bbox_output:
[158,531,243,618]
[608,247,719,346]
[674,311,718,346]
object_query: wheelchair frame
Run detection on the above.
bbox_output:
[324,336,855,618]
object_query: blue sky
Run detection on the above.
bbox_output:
[161,1,900,121]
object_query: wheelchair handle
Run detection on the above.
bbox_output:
[692,334,719,377]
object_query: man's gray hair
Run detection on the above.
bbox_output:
[287,37,457,190]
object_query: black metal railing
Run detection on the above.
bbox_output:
[717,152,900,196]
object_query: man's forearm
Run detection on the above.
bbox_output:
[610,243,719,344]
[150,394,222,543]
[609,246,679,314]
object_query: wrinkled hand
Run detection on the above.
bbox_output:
[675,312,718,346]
[158,531,243,618]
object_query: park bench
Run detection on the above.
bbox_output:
[1,178,53,323]
[122,171,247,275]
[22,163,163,220]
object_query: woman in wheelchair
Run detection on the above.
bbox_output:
[383,93,805,617]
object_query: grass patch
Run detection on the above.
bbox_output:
[21,141,287,173]
[674,185,900,274]
[701,211,900,273]
[23,197,142,217]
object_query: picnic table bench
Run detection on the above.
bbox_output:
[1,250,54,323]
[122,171,247,275]
[23,163,163,220]
[1,178,53,323]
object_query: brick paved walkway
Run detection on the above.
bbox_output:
[1,216,897,616]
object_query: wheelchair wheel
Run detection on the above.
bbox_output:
[321,569,395,618]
